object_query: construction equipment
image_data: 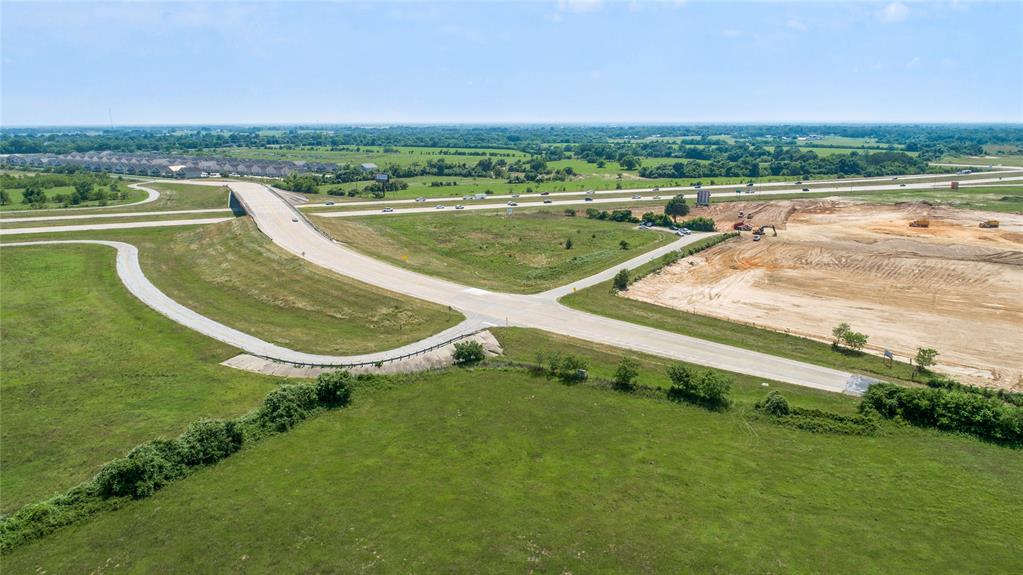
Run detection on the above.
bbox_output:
[733,221,752,231]
[979,220,1000,228]
[754,224,777,237]
[909,219,930,228]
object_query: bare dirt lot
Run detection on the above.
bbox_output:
[625,199,1023,389]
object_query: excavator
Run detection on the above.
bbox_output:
[754,224,777,237]
[909,219,930,228]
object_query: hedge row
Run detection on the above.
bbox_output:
[860,383,1022,447]
[754,391,879,435]
[0,371,355,553]
[924,375,1023,408]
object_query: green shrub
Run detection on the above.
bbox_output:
[259,384,319,432]
[860,383,1022,446]
[178,419,243,466]
[612,358,640,392]
[612,269,629,292]
[95,440,186,499]
[667,365,731,410]
[759,391,790,416]
[316,370,354,407]
[452,340,486,365]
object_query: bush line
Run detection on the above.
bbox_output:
[0,371,356,553]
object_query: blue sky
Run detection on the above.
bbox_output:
[2,1,1021,125]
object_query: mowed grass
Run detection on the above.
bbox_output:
[135,181,232,210]
[0,245,279,512]
[849,185,1023,213]
[561,240,920,383]
[315,210,672,293]
[6,342,1020,572]
[133,218,463,354]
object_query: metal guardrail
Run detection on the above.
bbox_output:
[246,328,487,369]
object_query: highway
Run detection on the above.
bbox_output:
[230,181,866,394]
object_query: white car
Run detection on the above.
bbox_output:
[382,207,394,213]
[512,194,520,198]
[632,195,642,199]
[455,205,465,209]
[291,217,299,222]
[415,197,426,202]
[435,205,445,209]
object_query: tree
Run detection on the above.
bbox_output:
[619,240,630,250]
[612,358,640,392]
[914,348,939,375]
[664,194,690,223]
[760,391,790,416]
[842,330,868,351]
[564,237,573,250]
[21,183,46,206]
[452,340,485,365]
[0,189,10,205]
[832,323,851,346]
[612,269,629,292]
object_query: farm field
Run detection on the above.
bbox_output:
[6,344,1021,572]
[623,199,1023,389]
[202,144,529,167]
[314,210,673,293]
[848,185,1023,213]
[944,154,1023,167]
[0,244,279,512]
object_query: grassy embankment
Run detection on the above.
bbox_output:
[0,185,148,212]
[315,210,673,293]
[5,327,1020,572]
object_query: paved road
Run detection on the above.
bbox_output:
[0,207,233,225]
[309,173,1023,219]
[231,181,864,393]
[0,217,233,236]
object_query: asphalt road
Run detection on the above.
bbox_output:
[0,217,233,236]
[231,181,865,393]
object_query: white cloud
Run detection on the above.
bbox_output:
[879,2,909,23]
[786,19,807,32]
[906,56,921,68]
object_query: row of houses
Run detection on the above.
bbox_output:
[0,152,341,179]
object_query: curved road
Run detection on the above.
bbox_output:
[230,181,866,394]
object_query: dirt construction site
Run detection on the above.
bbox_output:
[626,199,1023,389]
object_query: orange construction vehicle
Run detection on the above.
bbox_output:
[909,219,930,228]
[733,221,752,231]
[979,220,1000,228]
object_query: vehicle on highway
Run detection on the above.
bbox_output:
[292,217,299,222]
[325,201,335,206]
[802,188,810,191]
[382,207,394,213]
[746,190,755,194]
[586,190,595,195]
[455,205,465,209]
[507,201,517,206]
[653,195,661,200]
[892,177,899,180]
[584,197,593,202]
[747,182,754,187]
[436,205,445,209]
[795,180,802,184]
[512,194,520,198]
[632,194,642,199]
[694,184,702,189]
[900,183,906,187]
[652,187,660,192]
[540,191,550,196]
[543,199,552,204]
[415,197,426,202]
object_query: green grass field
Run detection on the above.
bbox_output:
[849,185,1023,213]
[0,185,148,212]
[203,144,529,168]
[944,154,1023,167]
[135,181,232,210]
[560,239,920,383]
[6,331,1020,572]
[134,218,462,354]
[0,245,279,513]
[315,210,672,293]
